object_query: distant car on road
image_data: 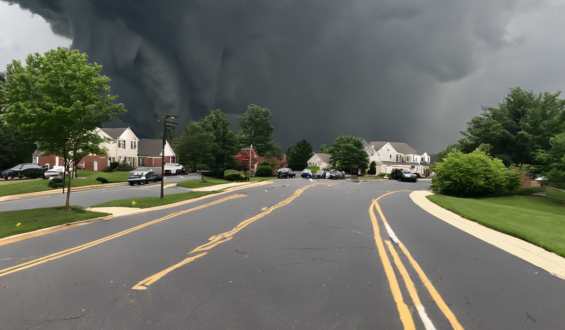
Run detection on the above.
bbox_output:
[128,167,162,185]
[164,163,184,175]
[400,173,418,182]
[277,168,295,179]
[329,170,344,180]
[388,170,404,180]
[301,169,312,178]
[1,163,44,180]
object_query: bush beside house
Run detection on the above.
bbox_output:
[255,165,274,177]
[224,169,246,181]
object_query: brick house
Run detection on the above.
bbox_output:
[32,127,176,171]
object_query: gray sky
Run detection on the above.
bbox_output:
[1,0,565,153]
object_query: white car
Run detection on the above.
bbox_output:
[301,169,312,178]
[43,166,65,179]
[164,163,184,175]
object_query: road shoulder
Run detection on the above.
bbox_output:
[410,190,565,279]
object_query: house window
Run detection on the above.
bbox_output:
[171,157,176,163]
[118,156,122,163]
[390,155,392,160]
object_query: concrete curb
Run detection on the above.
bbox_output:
[410,190,565,279]
[0,180,273,247]
[0,182,129,202]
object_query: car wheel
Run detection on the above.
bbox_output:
[129,182,134,186]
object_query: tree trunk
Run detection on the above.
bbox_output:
[65,159,72,210]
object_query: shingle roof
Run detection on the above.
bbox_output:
[369,141,418,155]
[315,153,331,164]
[100,128,128,139]
[138,139,164,157]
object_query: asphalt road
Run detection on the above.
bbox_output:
[0,174,201,212]
[0,179,563,329]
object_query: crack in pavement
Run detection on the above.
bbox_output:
[278,247,374,252]
[184,286,225,322]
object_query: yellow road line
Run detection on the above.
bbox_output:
[132,253,207,290]
[375,190,464,330]
[398,243,464,330]
[132,184,317,290]
[369,199,415,330]
[385,240,436,330]
[0,194,245,278]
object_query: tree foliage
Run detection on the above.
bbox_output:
[175,121,215,171]
[368,161,377,175]
[458,87,565,165]
[1,47,125,209]
[287,139,312,170]
[202,109,239,169]
[157,125,176,140]
[329,135,369,171]
[319,144,330,153]
[234,148,260,172]
[237,104,274,156]
[535,133,565,188]
[431,150,522,197]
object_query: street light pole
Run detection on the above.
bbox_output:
[156,114,179,199]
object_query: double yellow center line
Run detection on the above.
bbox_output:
[370,191,464,330]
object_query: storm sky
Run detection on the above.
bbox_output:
[1,0,565,153]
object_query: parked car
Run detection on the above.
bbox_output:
[1,163,44,180]
[314,169,332,179]
[164,163,184,175]
[43,166,65,179]
[128,167,162,185]
[400,173,418,182]
[388,170,404,180]
[329,170,345,180]
[277,168,295,178]
[301,169,312,178]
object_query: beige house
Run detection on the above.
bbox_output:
[96,127,140,166]
[364,140,430,175]
[306,153,331,169]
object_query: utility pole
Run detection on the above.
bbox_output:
[156,114,179,198]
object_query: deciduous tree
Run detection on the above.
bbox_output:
[329,135,369,172]
[238,104,274,156]
[202,109,239,170]
[1,47,126,209]
[175,121,215,171]
[287,139,312,170]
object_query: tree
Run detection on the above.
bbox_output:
[368,161,377,175]
[0,116,37,170]
[202,109,239,170]
[238,104,274,156]
[319,144,330,153]
[431,150,522,197]
[1,47,126,209]
[458,87,565,165]
[235,148,260,179]
[329,135,369,172]
[287,139,312,170]
[175,121,215,171]
[535,133,565,188]
[264,141,285,160]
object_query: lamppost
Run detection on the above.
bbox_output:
[156,114,179,199]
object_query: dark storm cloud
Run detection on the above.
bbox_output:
[3,0,532,152]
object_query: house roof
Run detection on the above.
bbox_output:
[138,139,165,157]
[416,151,428,156]
[314,153,331,164]
[369,141,418,155]
[100,128,128,139]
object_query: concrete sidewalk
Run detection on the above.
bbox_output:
[410,190,565,279]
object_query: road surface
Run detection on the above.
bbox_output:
[0,179,563,329]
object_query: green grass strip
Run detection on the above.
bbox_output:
[0,206,110,239]
[92,191,220,209]
[177,176,274,189]
[0,170,130,198]
[427,194,565,257]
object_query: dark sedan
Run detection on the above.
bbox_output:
[400,173,418,182]
[2,163,44,180]
[329,170,345,180]
[277,168,296,178]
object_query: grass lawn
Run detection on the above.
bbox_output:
[546,187,565,201]
[427,194,565,257]
[0,170,130,198]
[0,206,110,239]
[91,191,219,208]
[177,176,274,189]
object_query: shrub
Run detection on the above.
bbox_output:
[306,166,320,173]
[196,164,209,171]
[256,165,274,177]
[96,177,108,184]
[114,162,134,171]
[377,172,386,177]
[48,177,64,188]
[103,166,113,172]
[368,161,377,175]
[23,168,45,179]
[431,150,522,197]
[110,162,120,170]
[516,187,545,195]
[224,169,246,181]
